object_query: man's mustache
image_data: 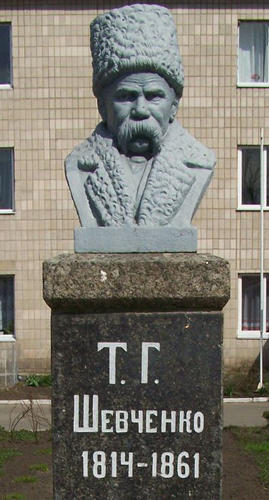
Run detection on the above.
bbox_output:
[117,117,163,155]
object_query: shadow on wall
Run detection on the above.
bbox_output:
[252,339,269,372]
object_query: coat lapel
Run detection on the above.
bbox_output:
[81,130,135,226]
[137,121,215,226]
[79,121,215,227]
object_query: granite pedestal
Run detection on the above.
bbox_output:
[43,253,229,500]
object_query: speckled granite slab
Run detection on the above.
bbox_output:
[43,253,229,500]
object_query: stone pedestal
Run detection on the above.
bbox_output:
[43,253,229,500]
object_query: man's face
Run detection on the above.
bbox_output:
[101,72,178,157]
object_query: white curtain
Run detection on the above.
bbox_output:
[242,276,269,331]
[239,22,269,83]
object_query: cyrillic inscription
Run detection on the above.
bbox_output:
[72,341,206,480]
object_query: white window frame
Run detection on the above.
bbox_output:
[237,146,268,210]
[0,147,15,214]
[237,20,269,88]
[237,274,269,340]
[0,22,12,89]
[0,275,15,342]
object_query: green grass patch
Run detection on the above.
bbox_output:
[231,426,269,487]
[3,494,26,499]
[14,475,38,484]
[10,429,37,442]
[0,426,38,443]
[0,449,22,475]
[29,462,49,472]
[35,447,52,455]
[0,426,12,442]
[25,374,52,387]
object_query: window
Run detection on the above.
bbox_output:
[0,148,14,212]
[238,274,269,339]
[0,276,14,338]
[238,147,269,209]
[0,23,12,86]
[238,21,269,85]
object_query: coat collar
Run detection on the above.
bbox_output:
[78,120,215,227]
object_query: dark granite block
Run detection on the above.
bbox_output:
[51,311,222,500]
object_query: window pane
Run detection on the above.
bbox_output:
[0,276,14,334]
[241,147,269,206]
[0,24,11,85]
[242,275,269,332]
[267,155,269,207]
[242,276,260,330]
[0,148,14,210]
[238,22,269,83]
[242,148,260,204]
[267,277,269,332]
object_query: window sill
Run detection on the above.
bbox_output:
[237,83,269,88]
[0,84,13,90]
[237,331,269,340]
[237,206,269,211]
[0,210,15,215]
[0,334,15,342]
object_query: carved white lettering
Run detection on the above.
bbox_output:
[141,342,160,384]
[115,411,129,433]
[145,410,158,433]
[73,395,205,435]
[101,410,113,433]
[178,410,192,433]
[73,395,98,433]
[82,450,201,479]
[97,342,127,384]
[161,410,176,432]
[193,412,204,433]
[130,410,143,433]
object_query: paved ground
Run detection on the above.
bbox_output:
[223,401,269,427]
[0,400,268,431]
[0,400,51,431]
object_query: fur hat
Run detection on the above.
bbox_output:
[90,4,184,98]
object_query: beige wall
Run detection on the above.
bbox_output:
[0,1,269,373]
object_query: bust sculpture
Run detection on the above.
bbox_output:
[65,4,216,252]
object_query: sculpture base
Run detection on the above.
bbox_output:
[51,311,222,500]
[43,253,230,500]
[74,226,197,253]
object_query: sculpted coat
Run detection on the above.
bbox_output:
[65,120,215,229]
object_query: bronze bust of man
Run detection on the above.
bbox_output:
[65,4,215,252]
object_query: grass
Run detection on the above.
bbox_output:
[25,374,52,387]
[35,447,52,455]
[0,429,51,498]
[3,494,26,500]
[0,449,22,475]
[0,426,37,443]
[29,462,49,472]
[231,425,269,487]
[245,440,269,486]
[14,475,38,484]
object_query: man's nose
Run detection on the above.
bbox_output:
[131,96,150,119]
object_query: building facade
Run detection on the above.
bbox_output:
[0,0,269,376]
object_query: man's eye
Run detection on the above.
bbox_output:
[146,93,163,101]
[116,92,136,102]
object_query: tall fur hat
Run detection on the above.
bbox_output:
[90,4,184,98]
